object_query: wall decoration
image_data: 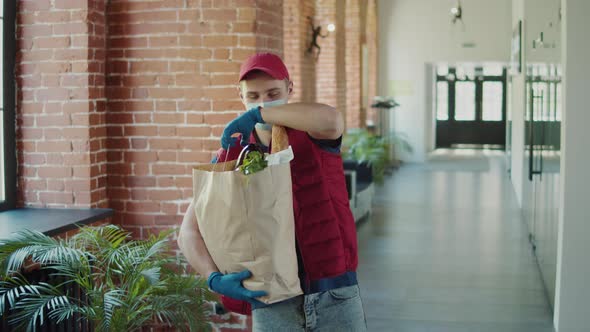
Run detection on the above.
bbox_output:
[510,20,522,74]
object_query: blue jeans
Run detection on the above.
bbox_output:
[252,285,367,331]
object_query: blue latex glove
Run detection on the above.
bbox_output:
[220,107,264,149]
[207,270,267,305]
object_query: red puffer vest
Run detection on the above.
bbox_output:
[214,128,358,315]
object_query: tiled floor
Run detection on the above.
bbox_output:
[356,150,555,332]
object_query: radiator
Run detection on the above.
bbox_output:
[1,268,92,332]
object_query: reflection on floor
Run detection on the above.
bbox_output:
[356,149,555,332]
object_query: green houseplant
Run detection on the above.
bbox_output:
[0,225,213,332]
[342,129,412,184]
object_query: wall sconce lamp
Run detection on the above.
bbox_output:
[450,0,463,25]
[306,16,335,59]
[450,0,465,31]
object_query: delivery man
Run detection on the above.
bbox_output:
[178,53,366,331]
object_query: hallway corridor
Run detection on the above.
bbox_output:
[356,150,555,331]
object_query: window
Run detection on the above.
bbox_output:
[482,82,503,121]
[538,83,550,121]
[455,81,476,121]
[556,82,562,121]
[435,64,507,148]
[455,64,474,81]
[435,64,506,122]
[436,82,448,120]
[436,64,449,76]
[483,64,504,76]
[1,0,16,212]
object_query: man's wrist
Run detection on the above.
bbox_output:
[251,106,265,123]
[207,271,222,290]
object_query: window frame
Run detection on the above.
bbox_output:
[0,0,17,212]
[436,66,507,122]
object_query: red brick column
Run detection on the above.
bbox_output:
[88,0,109,208]
[315,0,346,122]
[283,0,316,103]
[365,0,379,127]
[16,0,108,208]
[345,0,361,129]
[254,0,284,54]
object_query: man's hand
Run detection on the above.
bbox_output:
[208,270,267,306]
[221,107,264,148]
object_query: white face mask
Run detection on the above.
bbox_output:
[247,99,287,131]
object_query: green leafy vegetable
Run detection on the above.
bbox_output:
[238,151,268,175]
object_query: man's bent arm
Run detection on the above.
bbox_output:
[178,199,219,278]
[260,102,344,140]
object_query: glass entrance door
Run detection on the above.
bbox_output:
[435,64,507,148]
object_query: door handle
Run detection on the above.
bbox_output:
[529,86,543,181]
[539,90,545,179]
[528,86,534,181]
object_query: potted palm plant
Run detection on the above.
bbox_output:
[0,225,213,331]
[343,129,412,184]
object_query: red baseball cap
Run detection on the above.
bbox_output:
[239,53,290,82]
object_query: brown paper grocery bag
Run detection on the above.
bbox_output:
[191,126,302,304]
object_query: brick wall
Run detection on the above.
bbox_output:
[314,0,336,108]
[300,0,317,103]
[15,0,378,330]
[105,0,214,237]
[105,0,282,240]
[334,0,347,124]
[88,0,109,208]
[315,0,347,122]
[16,0,108,208]
[15,0,378,220]
[105,1,282,330]
[365,0,379,127]
[17,1,283,329]
[283,0,316,103]
[345,0,361,129]
[255,0,283,54]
